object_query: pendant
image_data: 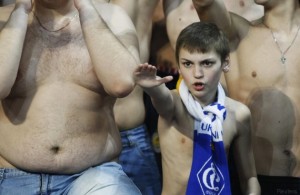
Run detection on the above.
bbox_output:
[281,56,286,64]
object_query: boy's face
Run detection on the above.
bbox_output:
[178,48,228,105]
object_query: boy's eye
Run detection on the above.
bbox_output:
[202,60,214,67]
[182,61,192,67]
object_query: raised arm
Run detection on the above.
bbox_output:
[74,0,140,98]
[0,0,32,99]
[111,0,159,63]
[233,103,260,194]
[192,0,250,47]
[163,0,183,16]
[134,63,175,119]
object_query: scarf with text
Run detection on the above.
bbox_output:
[178,80,231,195]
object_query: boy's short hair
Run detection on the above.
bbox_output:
[175,22,230,64]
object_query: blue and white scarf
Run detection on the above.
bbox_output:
[178,80,231,195]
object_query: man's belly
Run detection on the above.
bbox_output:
[0,85,122,174]
[240,87,300,176]
[0,132,121,174]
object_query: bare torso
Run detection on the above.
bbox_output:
[0,6,122,174]
[226,23,300,176]
[159,93,248,195]
[114,87,145,130]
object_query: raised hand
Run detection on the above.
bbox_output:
[134,63,173,88]
[15,0,33,14]
[74,0,110,11]
[74,0,91,11]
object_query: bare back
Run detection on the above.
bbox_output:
[0,3,135,174]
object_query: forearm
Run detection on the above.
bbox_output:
[163,0,182,17]
[237,111,260,195]
[246,177,261,195]
[192,0,230,26]
[143,84,174,116]
[193,0,242,46]
[0,5,29,99]
[192,0,214,12]
[77,2,139,97]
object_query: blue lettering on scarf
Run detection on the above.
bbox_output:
[201,123,212,131]
[212,130,219,140]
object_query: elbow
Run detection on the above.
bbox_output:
[105,80,135,98]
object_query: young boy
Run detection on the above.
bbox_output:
[134,22,260,195]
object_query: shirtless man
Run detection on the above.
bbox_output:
[163,0,263,69]
[193,0,300,194]
[110,0,162,194]
[134,21,260,195]
[0,0,142,194]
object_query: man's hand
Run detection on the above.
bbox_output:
[134,63,173,88]
[15,0,33,14]
[74,0,109,11]
[74,0,90,11]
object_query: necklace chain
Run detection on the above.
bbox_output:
[265,24,300,65]
[33,11,78,33]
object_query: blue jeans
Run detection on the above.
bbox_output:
[119,125,162,195]
[0,162,141,195]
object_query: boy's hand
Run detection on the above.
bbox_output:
[134,63,173,88]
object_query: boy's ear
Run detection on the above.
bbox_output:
[222,56,230,73]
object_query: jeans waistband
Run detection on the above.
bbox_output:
[0,168,35,178]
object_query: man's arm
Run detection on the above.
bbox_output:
[74,0,139,98]
[192,0,249,47]
[233,104,260,194]
[111,0,159,63]
[163,0,183,17]
[0,0,31,99]
[134,63,174,119]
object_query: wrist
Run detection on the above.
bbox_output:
[13,3,31,15]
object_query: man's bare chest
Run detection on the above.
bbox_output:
[14,29,100,94]
[231,32,300,90]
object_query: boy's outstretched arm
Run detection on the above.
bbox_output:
[134,63,174,118]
